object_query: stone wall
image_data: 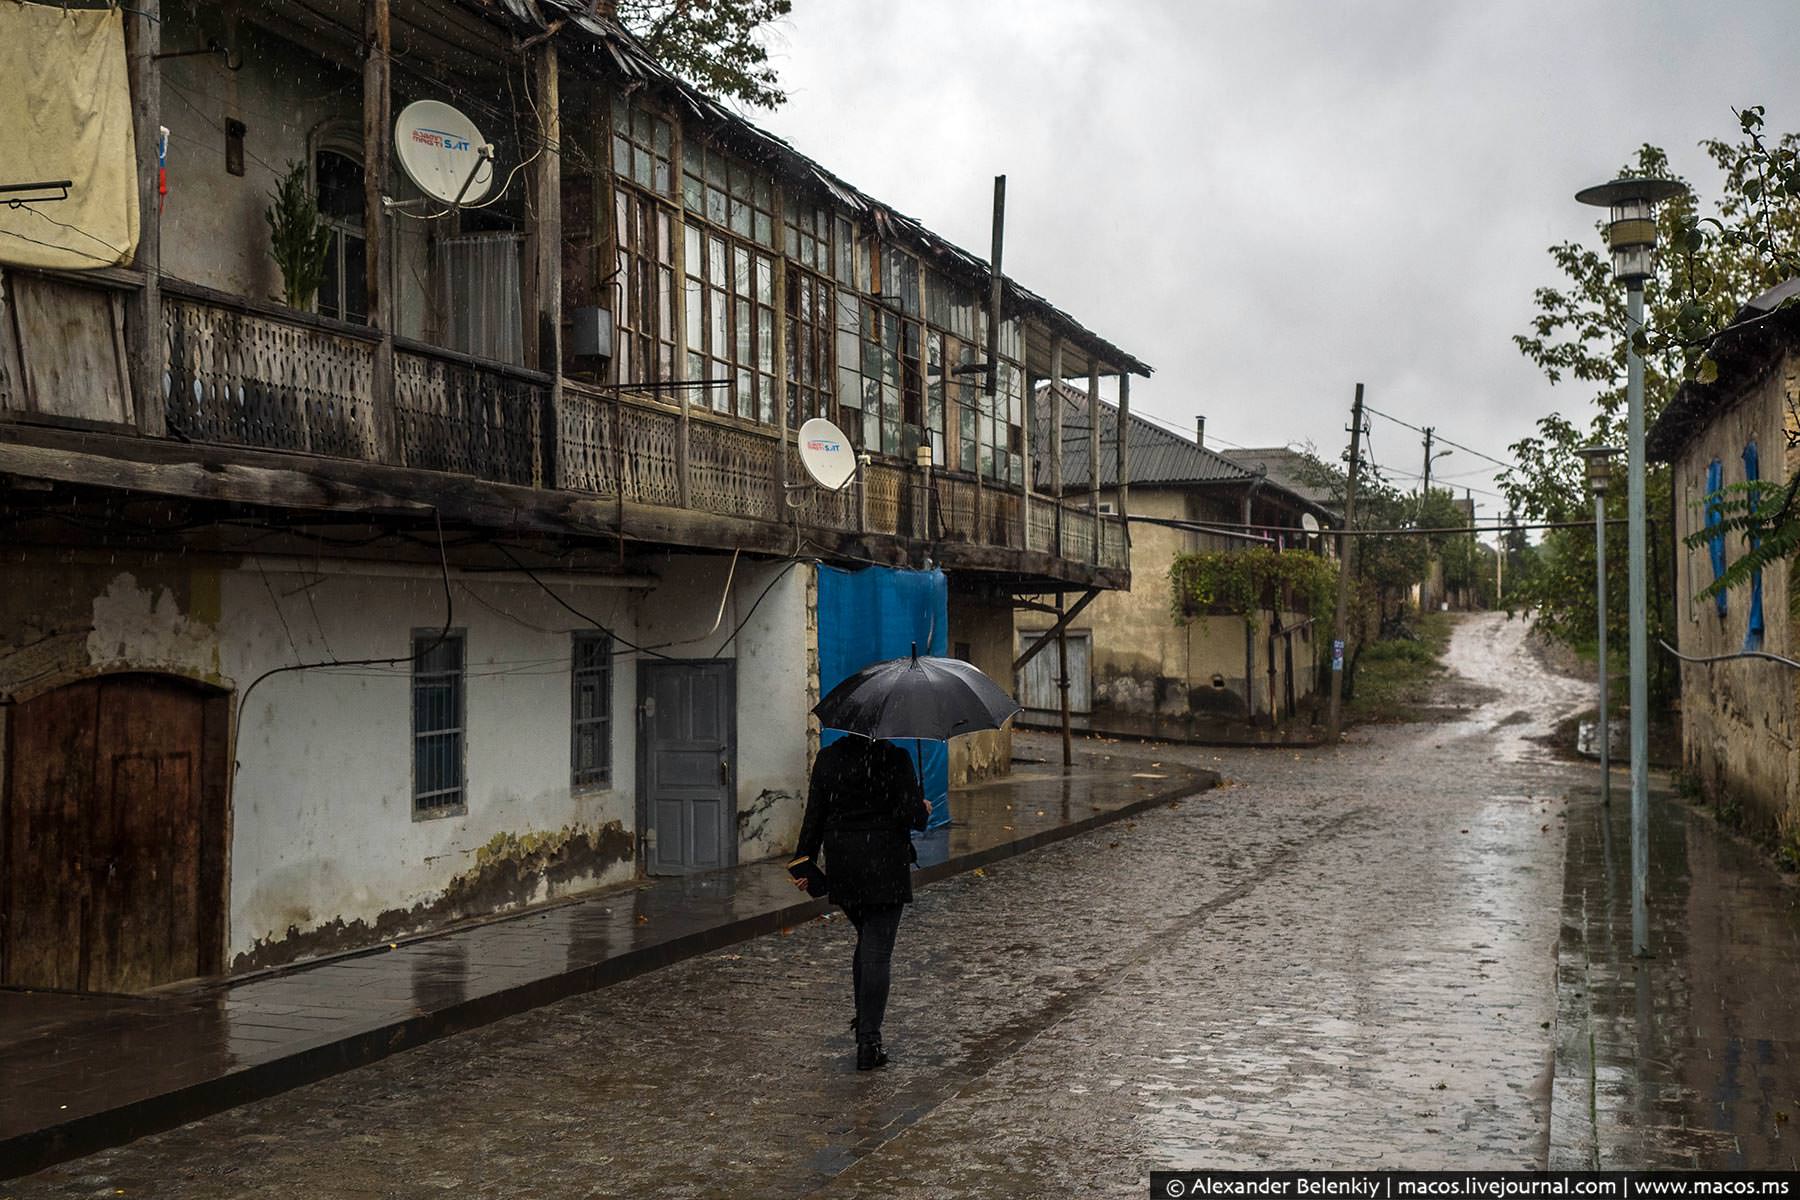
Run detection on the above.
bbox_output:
[1670,347,1800,847]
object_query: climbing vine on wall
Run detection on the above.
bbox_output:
[1169,549,1338,631]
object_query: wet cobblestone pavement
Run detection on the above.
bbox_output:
[11,613,1599,1195]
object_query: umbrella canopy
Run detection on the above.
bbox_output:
[813,645,1022,741]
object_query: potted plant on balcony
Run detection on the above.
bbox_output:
[265,160,331,312]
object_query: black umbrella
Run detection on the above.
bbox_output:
[812,644,1022,741]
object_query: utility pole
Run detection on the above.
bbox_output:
[1421,426,1436,499]
[1326,383,1365,744]
[1056,593,1073,769]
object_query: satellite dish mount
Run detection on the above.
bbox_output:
[392,99,497,213]
[789,417,861,509]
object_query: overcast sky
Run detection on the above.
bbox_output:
[749,1,1800,517]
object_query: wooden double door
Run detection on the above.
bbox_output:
[2,674,228,993]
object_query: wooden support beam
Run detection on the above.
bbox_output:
[362,0,396,460]
[520,39,562,485]
[124,0,164,438]
[1116,370,1131,546]
[521,39,561,374]
[1012,587,1099,673]
[1049,337,1064,553]
[1087,358,1100,563]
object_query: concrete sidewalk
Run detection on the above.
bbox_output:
[1551,781,1800,1169]
[0,742,1213,1178]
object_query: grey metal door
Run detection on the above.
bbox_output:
[639,661,735,875]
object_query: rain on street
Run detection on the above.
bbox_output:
[10,611,1597,1197]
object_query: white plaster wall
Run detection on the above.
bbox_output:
[221,563,643,962]
[632,553,813,862]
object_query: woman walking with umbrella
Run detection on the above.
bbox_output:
[791,645,1021,1071]
[791,735,928,1071]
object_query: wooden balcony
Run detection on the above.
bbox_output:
[0,277,1125,587]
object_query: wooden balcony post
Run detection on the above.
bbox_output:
[125,0,164,437]
[1087,357,1100,564]
[1117,369,1131,551]
[521,37,562,485]
[772,195,790,507]
[1021,362,1034,549]
[362,0,396,461]
[666,110,691,510]
[1049,336,1064,556]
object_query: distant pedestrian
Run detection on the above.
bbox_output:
[790,734,930,1071]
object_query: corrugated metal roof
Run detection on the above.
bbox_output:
[1032,382,1251,490]
[1219,447,1342,514]
[485,0,1152,377]
[1648,276,1800,462]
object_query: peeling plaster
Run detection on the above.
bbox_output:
[87,572,219,679]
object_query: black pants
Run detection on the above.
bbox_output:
[842,902,904,1044]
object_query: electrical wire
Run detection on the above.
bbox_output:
[1363,404,1517,471]
[231,509,454,753]
[1659,638,1800,671]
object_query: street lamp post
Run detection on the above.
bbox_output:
[1576,444,1623,808]
[1575,175,1688,958]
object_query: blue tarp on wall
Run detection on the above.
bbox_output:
[816,564,951,828]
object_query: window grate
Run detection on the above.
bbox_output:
[571,632,613,789]
[413,631,466,813]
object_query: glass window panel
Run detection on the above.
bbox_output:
[755,257,772,304]
[730,199,752,237]
[633,147,651,187]
[708,236,727,286]
[704,147,725,186]
[757,306,774,372]
[733,246,751,296]
[657,268,673,340]
[785,224,799,259]
[735,300,750,363]
[683,137,702,174]
[653,159,669,194]
[838,366,860,410]
[754,210,773,246]
[712,363,731,411]
[706,186,727,227]
[710,292,727,358]
[653,119,671,155]
[613,135,631,177]
[728,167,750,199]
[684,223,701,271]
[685,278,703,349]
[736,368,752,417]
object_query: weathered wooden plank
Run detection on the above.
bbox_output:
[125,0,163,437]
[10,275,133,425]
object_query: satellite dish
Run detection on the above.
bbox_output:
[395,100,494,205]
[797,418,857,492]
[1301,513,1321,535]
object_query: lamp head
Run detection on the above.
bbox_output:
[1575,444,1624,495]
[1574,177,1689,284]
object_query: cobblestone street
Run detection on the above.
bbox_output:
[11,612,1592,1196]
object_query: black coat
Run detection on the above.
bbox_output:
[794,737,928,907]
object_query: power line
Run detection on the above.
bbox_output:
[1363,404,1516,471]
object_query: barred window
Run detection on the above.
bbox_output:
[685,224,778,423]
[571,632,613,789]
[412,631,466,814]
[785,268,833,426]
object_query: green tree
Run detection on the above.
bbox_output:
[618,0,792,109]
[1502,115,1799,701]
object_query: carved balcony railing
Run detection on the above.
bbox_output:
[163,282,380,460]
[393,338,548,489]
[141,286,1125,580]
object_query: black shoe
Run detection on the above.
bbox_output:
[856,1040,888,1071]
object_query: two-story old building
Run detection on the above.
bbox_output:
[0,0,1146,991]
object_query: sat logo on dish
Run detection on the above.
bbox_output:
[412,128,473,153]
[806,438,841,453]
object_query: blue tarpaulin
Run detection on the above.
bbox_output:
[816,564,951,828]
